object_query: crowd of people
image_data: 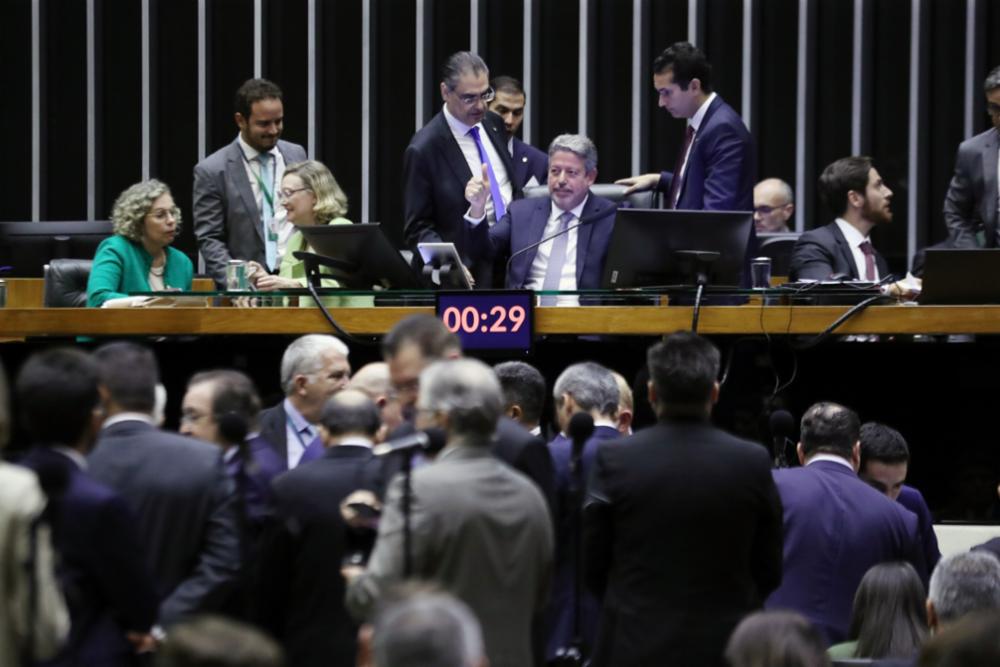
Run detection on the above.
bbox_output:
[2,316,1000,667]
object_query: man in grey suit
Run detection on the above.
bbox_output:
[347,358,553,667]
[193,78,307,285]
[944,65,1000,248]
[88,342,241,628]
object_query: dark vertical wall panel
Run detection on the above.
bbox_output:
[156,0,199,257]
[756,0,798,187]
[591,0,633,181]
[483,0,523,81]
[319,0,363,222]
[43,0,88,219]
[265,0,308,149]
[647,0,690,175]
[2,0,32,221]
[536,0,580,149]
[372,0,416,245]
[432,0,472,94]
[98,0,142,220]
[703,0,744,114]
[207,0,254,153]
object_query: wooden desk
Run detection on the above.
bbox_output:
[1,303,999,337]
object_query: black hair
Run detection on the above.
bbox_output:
[652,41,713,92]
[17,348,100,445]
[818,155,873,218]
[860,422,910,469]
[494,361,546,424]
[93,341,158,413]
[491,75,525,97]
[646,331,719,417]
[234,78,283,119]
[800,402,860,459]
[850,562,928,659]
[382,314,461,361]
[319,392,381,438]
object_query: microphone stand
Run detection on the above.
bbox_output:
[674,250,720,333]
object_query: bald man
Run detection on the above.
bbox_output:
[753,178,795,233]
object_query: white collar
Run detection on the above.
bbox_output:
[593,418,618,430]
[529,425,542,437]
[835,217,870,249]
[53,446,88,470]
[805,453,854,471]
[442,104,480,137]
[336,436,374,449]
[689,92,717,133]
[102,412,156,429]
[237,133,278,162]
[550,195,589,222]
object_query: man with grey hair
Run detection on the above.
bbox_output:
[926,551,1000,632]
[944,65,1000,248]
[347,358,553,667]
[259,334,351,469]
[545,362,621,660]
[371,588,487,667]
[403,51,521,288]
[467,133,617,301]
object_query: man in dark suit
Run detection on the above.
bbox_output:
[944,65,1000,248]
[257,334,351,469]
[545,362,621,661]
[489,75,548,188]
[467,133,617,298]
[402,51,522,287]
[17,348,158,666]
[495,360,547,438]
[382,313,555,509]
[193,78,308,285]
[618,42,755,211]
[790,156,894,282]
[88,342,241,628]
[584,332,783,667]
[258,390,384,667]
[766,402,925,645]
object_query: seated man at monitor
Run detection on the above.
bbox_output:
[465,133,616,304]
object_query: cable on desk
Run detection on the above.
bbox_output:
[792,294,896,349]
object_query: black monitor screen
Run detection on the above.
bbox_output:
[298,223,423,290]
[0,221,114,277]
[601,209,755,289]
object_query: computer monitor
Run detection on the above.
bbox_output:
[601,209,756,289]
[0,221,114,277]
[919,248,1000,304]
[297,223,423,290]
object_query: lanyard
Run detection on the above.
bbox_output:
[241,148,276,214]
[286,415,313,450]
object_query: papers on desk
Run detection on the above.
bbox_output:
[101,296,208,308]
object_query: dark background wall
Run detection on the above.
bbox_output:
[4,0,1000,274]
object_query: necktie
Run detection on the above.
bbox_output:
[859,240,877,281]
[259,153,278,271]
[468,126,507,221]
[540,211,574,305]
[668,125,696,209]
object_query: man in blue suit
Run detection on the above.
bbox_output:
[618,42,755,211]
[466,133,617,299]
[766,402,926,645]
[17,348,158,666]
[489,76,548,188]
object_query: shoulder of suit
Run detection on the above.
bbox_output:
[277,140,307,159]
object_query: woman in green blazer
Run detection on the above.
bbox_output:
[86,179,193,307]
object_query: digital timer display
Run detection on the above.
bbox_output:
[435,291,534,354]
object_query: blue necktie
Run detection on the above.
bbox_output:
[259,153,278,270]
[468,126,507,221]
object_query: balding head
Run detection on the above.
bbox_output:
[753,178,794,233]
[318,389,381,445]
[349,362,391,400]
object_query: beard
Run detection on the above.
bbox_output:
[862,197,893,225]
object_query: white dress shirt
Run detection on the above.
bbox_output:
[525,197,589,306]
[805,453,854,471]
[237,134,290,247]
[834,218,879,281]
[283,398,315,469]
[443,105,513,225]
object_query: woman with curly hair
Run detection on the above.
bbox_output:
[86,179,193,307]
[248,160,351,291]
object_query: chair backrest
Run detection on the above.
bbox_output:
[757,232,801,278]
[43,259,93,308]
[522,184,662,210]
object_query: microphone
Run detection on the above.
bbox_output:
[372,428,448,457]
[505,214,601,283]
[769,409,795,468]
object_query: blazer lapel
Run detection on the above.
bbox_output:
[513,199,552,287]
[982,132,998,235]
[226,141,265,243]
[574,194,606,283]
[829,223,859,279]
[432,113,475,194]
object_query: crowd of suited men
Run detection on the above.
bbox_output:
[5,317,1000,666]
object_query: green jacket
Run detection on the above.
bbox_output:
[278,217,352,286]
[86,235,194,307]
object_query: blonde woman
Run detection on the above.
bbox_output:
[86,179,193,307]
[250,160,351,291]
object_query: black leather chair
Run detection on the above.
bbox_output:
[43,259,93,307]
[757,232,800,278]
[523,183,662,209]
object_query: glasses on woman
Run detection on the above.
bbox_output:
[278,187,311,201]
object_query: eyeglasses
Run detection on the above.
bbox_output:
[148,207,180,221]
[754,204,790,215]
[278,187,311,201]
[453,87,496,106]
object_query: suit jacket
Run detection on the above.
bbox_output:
[87,419,241,627]
[789,221,891,281]
[512,137,549,188]
[546,424,620,660]
[229,435,285,525]
[657,96,755,211]
[259,445,383,667]
[468,194,617,290]
[584,419,783,667]
[347,444,553,667]
[20,447,158,667]
[0,463,68,667]
[766,460,925,645]
[944,127,999,248]
[193,138,308,285]
[898,484,941,573]
[402,110,522,286]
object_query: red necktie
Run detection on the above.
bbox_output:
[667,125,696,209]
[859,240,877,281]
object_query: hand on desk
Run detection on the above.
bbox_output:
[616,173,660,195]
[247,261,300,291]
[884,274,922,301]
